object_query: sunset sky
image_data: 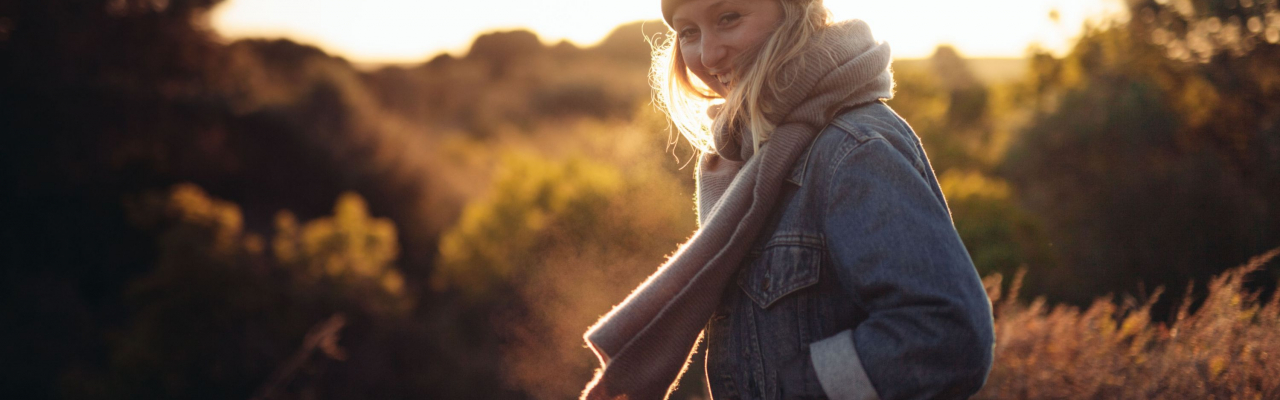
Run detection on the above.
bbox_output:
[210,0,1127,64]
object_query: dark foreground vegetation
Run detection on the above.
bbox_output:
[2,0,1278,398]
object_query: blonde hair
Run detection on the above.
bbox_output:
[651,0,832,155]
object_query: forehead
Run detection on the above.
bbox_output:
[671,0,746,21]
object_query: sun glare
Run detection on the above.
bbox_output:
[211,0,1126,64]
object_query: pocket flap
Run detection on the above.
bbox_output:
[737,234,824,309]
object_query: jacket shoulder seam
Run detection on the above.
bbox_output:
[829,114,892,144]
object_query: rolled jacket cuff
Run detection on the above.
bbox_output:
[809,329,881,400]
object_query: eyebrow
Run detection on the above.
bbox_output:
[672,0,733,25]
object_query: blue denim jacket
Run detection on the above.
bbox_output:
[703,101,995,400]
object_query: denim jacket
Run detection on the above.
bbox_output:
[703,101,995,400]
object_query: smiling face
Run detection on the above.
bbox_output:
[672,0,783,97]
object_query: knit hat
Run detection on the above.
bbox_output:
[664,0,804,28]
[661,0,681,28]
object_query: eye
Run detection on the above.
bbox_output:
[718,12,741,25]
[679,27,700,42]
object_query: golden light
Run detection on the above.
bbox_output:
[827,0,1127,58]
[211,0,1126,64]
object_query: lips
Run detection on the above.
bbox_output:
[713,72,732,89]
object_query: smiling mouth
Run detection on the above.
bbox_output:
[714,73,732,89]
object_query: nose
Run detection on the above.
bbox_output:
[699,33,729,72]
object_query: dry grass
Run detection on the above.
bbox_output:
[978,248,1280,399]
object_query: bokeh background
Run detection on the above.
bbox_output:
[3,0,1280,399]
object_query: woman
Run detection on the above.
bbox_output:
[583,0,995,399]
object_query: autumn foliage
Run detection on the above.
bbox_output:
[979,248,1280,399]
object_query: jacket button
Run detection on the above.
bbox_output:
[761,277,771,291]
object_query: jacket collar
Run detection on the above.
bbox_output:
[783,101,881,186]
[785,136,817,186]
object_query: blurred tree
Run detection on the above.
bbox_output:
[433,152,623,298]
[891,46,1007,173]
[274,192,407,305]
[466,30,545,79]
[887,64,950,155]
[59,184,486,399]
[938,170,1057,289]
[931,45,989,127]
[77,183,297,399]
[1000,0,1280,304]
[362,28,651,137]
[595,20,670,64]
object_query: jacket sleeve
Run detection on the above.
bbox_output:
[809,136,995,400]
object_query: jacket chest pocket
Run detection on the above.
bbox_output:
[737,234,825,309]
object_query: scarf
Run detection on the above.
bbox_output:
[582,20,894,400]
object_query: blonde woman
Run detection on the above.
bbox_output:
[583,0,995,399]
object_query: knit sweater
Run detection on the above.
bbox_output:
[582,20,894,400]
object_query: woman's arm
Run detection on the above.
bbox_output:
[811,134,995,400]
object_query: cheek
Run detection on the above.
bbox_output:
[680,44,703,70]
[743,23,777,50]
[740,7,783,50]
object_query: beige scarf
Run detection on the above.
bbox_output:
[582,20,894,400]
